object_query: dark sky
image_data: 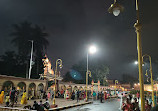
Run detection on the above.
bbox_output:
[0,0,158,80]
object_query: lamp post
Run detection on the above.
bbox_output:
[142,54,155,107]
[52,59,62,107]
[108,0,145,110]
[115,80,118,96]
[28,40,33,79]
[86,45,96,101]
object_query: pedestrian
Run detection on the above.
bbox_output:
[100,91,103,103]
[97,92,100,100]
[77,90,80,102]
[10,87,16,107]
[32,101,39,110]
[47,92,51,99]
[60,89,64,98]
[14,91,18,105]
[5,93,10,107]
[38,100,44,111]
[51,89,54,100]
[93,91,96,100]
[71,90,75,100]
[132,98,140,111]
[145,100,151,111]
[136,92,140,101]
[0,91,4,104]
[65,89,69,100]
[40,89,44,99]
[43,98,50,109]
[104,92,107,100]
[122,98,133,111]
[83,91,86,100]
[21,91,27,105]
[129,94,132,102]
[119,93,123,110]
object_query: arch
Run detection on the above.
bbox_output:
[28,83,36,98]
[73,86,78,91]
[37,83,44,91]
[37,83,44,97]
[2,81,14,92]
[67,85,72,92]
[63,85,66,91]
[60,85,66,91]
[17,82,26,91]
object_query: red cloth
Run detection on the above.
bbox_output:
[136,92,140,98]
[123,103,133,111]
[104,92,107,100]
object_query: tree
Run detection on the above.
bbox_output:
[0,51,27,77]
[63,59,110,85]
[9,21,49,78]
[10,21,49,57]
[90,63,109,85]
[10,21,33,56]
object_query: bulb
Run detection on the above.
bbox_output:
[113,8,120,16]
[89,46,97,54]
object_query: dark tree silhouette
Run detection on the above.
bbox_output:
[63,59,109,85]
[6,21,50,78]
[0,51,27,77]
[10,21,49,57]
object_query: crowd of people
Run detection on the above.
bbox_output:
[120,92,158,111]
[0,87,27,107]
[1,87,158,111]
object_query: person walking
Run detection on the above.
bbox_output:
[100,91,103,103]
[0,91,4,104]
[132,98,140,111]
[5,93,10,107]
[21,91,27,105]
[10,87,16,107]
[43,98,50,109]
[38,100,44,111]
[145,100,151,111]
[77,90,80,102]
[136,92,140,101]
[71,90,75,100]
[47,92,51,99]
[121,98,133,111]
[119,93,123,110]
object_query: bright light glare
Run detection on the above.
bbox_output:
[134,61,138,65]
[89,46,97,54]
[113,8,120,16]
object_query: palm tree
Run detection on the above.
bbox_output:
[10,21,33,56]
[32,25,49,56]
[10,21,49,77]
[10,21,49,57]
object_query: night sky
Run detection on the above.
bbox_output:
[0,0,158,80]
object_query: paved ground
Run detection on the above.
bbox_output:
[0,98,87,109]
[63,98,121,111]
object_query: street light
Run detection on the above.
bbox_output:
[115,80,118,96]
[86,45,97,101]
[135,61,138,65]
[108,0,124,16]
[52,59,63,107]
[142,54,155,107]
[135,61,144,66]
[108,0,145,110]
